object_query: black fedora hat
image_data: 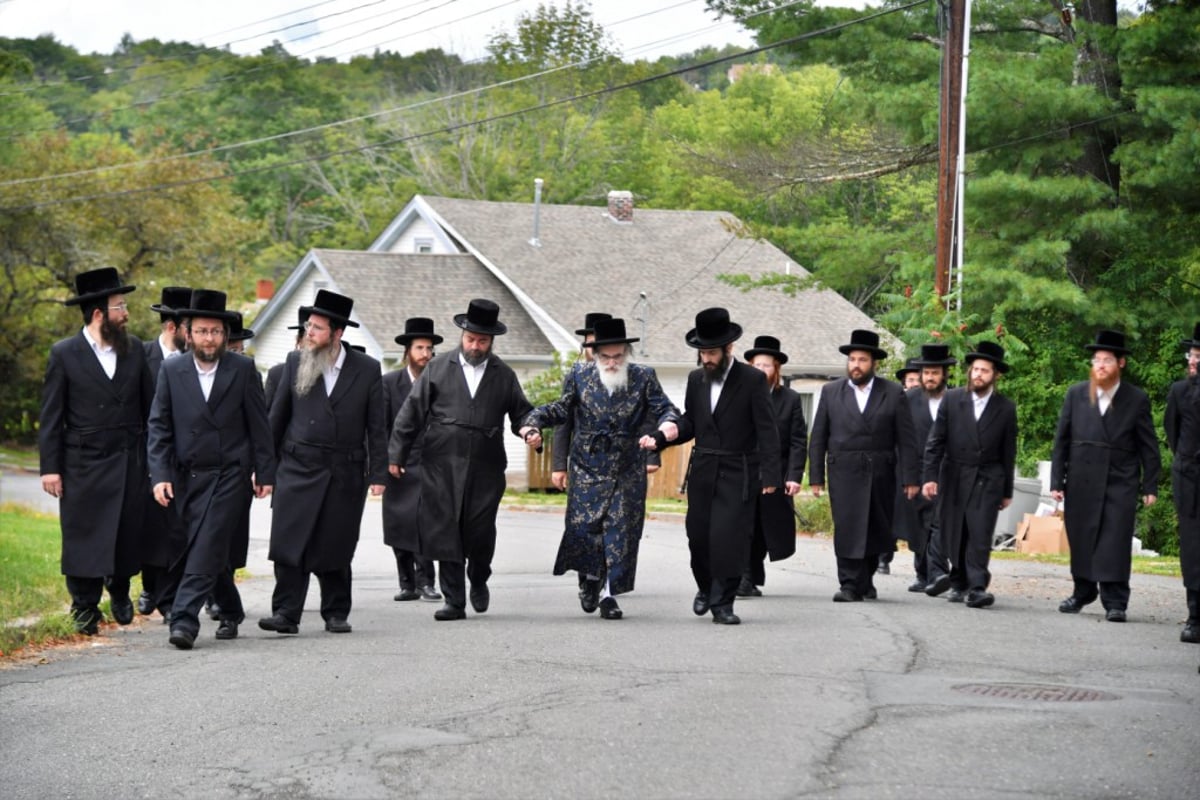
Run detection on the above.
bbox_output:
[838,329,888,360]
[454,298,507,336]
[575,312,613,336]
[229,311,255,342]
[287,307,311,332]
[685,307,743,349]
[964,340,1010,373]
[1181,323,1200,350]
[1084,329,1130,357]
[394,317,444,346]
[743,335,789,365]
[176,289,240,322]
[583,317,639,348]
[895,358,920,381]
[912,343,957,367]
[64,267,137,306]
[150,286,192,316]
[300,289,359,329]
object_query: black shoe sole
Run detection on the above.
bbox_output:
[169,632,195,650]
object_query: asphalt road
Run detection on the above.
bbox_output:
[1,471,1198,799]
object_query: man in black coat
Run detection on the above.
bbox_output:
[263,309,308,411]
[39,268,154,635]
[388,299,534,621]
[1163,323,1200,643]
[1051,330,1161,623]
[808,329,919,603]
[137,285,191,618]
[147,290,276,649]
[922,341,1018,608]
[383,317,443,603]
[738,335,805,597]
[260,290,388,636]
[646,308,780,625]
[878,358,923,575]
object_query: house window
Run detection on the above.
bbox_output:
[414,238,434,254]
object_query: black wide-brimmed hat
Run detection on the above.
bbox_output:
[300,289,359,329]
[454,298,507,336]
[176,289,240,322]
[583,317,639,348]
[575,312,612,336]
[685,307,743,349]
[964,340,1010,373]
[838,329,887,360]
[64,267,137,306]
[287,307,311,332]
[394,317,444,346]
[912,343,957,367]
[1084,329,1130,357]
[895,358,920,381]
[150,286,192,316]
[1181,323,1200,350]
[229,311,255,341]
[743,335,789,365]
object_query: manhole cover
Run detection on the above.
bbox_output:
[952,683,1118,702]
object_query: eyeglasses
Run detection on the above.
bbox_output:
[191,327,225,339]
[1091,357,1118,366]
[304,321,330,333]
[108,303,128,312]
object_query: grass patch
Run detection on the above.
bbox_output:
[503,489,688,516]
[0,502,75,655]
[0,443,39,472]
[991,550,1182,578]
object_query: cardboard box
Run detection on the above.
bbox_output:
[1014,513,1070,555]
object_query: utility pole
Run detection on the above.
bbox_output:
[934,0,966,299]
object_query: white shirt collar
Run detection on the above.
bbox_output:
[193,355,219,375]
[459,351,488,370]
[82,325,111,353]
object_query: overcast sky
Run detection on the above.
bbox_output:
[0,0,863,63]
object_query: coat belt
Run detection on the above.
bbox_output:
[685,446,755,502]
[283,441,365,462]
[432,416,501,438]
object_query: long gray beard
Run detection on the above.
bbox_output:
[597,362,629,394]
[295,342,335,397]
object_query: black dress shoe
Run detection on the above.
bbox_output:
[908,580,927,593]
[215,620,239,640]
[257,614,299,634]
[110,595,134,626]
[325,618,352,633]
[579,579,601,614]
[711,607,741,625]
[864,586,878,600]
[692,591,710,616]
[925,575,952,597]
[420,585,443,601]
[394,588,421,601]
[1181,620,1200,644]
[73,608,101,636]
[1106,608,1127,623]
[168,629,195,650]
[947,589,966,603]
[736,576,761,597]
[434,604,466,621]
[136,591,155,616]
[966,590,995,608]
[1058,596,1093,614]
[469,585,490,613]
[832,589,863,603]
[599,597,623,620]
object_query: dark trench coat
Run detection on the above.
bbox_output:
[1165,378,1200,589]
[381,367,423,552]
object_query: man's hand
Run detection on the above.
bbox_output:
[903,484,919,500]
[1050,490,1064,503]
[638,434,658,451]
[153,482,174,507]
[519,426,543,450]
[369,483,385,497]
[1143,494,1157,507]
[659,421,679,442]
[762,485,777,495]
[254,483,273,499]
[811,484,823,497]
[388,464,405,478]
[551,471,567,490]
[999,497,1012,510]
[646,464,660,475]
[922,481,938,500]
[42,474,63,498]
[784,480,801,497]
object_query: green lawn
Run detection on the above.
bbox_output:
[0,503,77,654]
[991,549,1182,578]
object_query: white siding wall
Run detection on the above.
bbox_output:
[384,218,456,255]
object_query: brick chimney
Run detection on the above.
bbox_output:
[607,190,633,223]
[255,279,274,304]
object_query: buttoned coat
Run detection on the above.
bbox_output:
[922,388,1018,559]
[1050,381,1161,582]
[757,385,807,561]
[389,348,533,562]
[895,387,940,550]
[268,345,388,571]
[381,366,424,552]
[139,336,185,568]
[1163,378,1200,588]
[807,377,919,559]
[147,352,276,575]
[39,331,154,577]
[671,360,782,579]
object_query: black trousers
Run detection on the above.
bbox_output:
[1072,576,1131,611]
[836,555,877,596]
[393,548,435,590]
[438,558,492,610]
[948,517,992,592]
[272,563,352,623]
[914,520,948,584]
[170,571,243,636]
[65,575,129,622]
[745,524,768,586]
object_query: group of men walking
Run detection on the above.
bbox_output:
[36,266,1199,652]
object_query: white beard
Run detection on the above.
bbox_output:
[597,361,629,394]
[295,342,336,397]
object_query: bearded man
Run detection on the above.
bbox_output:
[1165,323,1200,644]
[259,291,387,636]
[1051,330,1161,623]
[808,329,919,603]
[520,318,679,620]
[40,268,154,635]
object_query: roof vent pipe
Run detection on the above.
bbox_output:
[529,178,543,248]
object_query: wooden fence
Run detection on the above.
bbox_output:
[527,440,694,501]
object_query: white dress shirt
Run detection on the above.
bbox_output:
[851,377,874,413]
[928,394,944,422]
[323,343,347,396]
[194,356,218,402]
[973,389,993,421]
[1097,382,1119,416]
[158,332,181,361]
[82,326,117,379]
[710,359,734,412]
[460,352,488,398]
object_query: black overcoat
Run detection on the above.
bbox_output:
[671,361,781,580]
[807,377,918,559]
[268,345,388,571]
[757,385,807,561]
[381,367,423,551]
[263,361,285,412]
[1050,381,1161,582]
[388,348,532,562]
[39,331,153,577]
[894,388,939,550]
[139,337,186,568]
[922,388,1017,558]
[1164,378,1200,588]
[147,352,276,575]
